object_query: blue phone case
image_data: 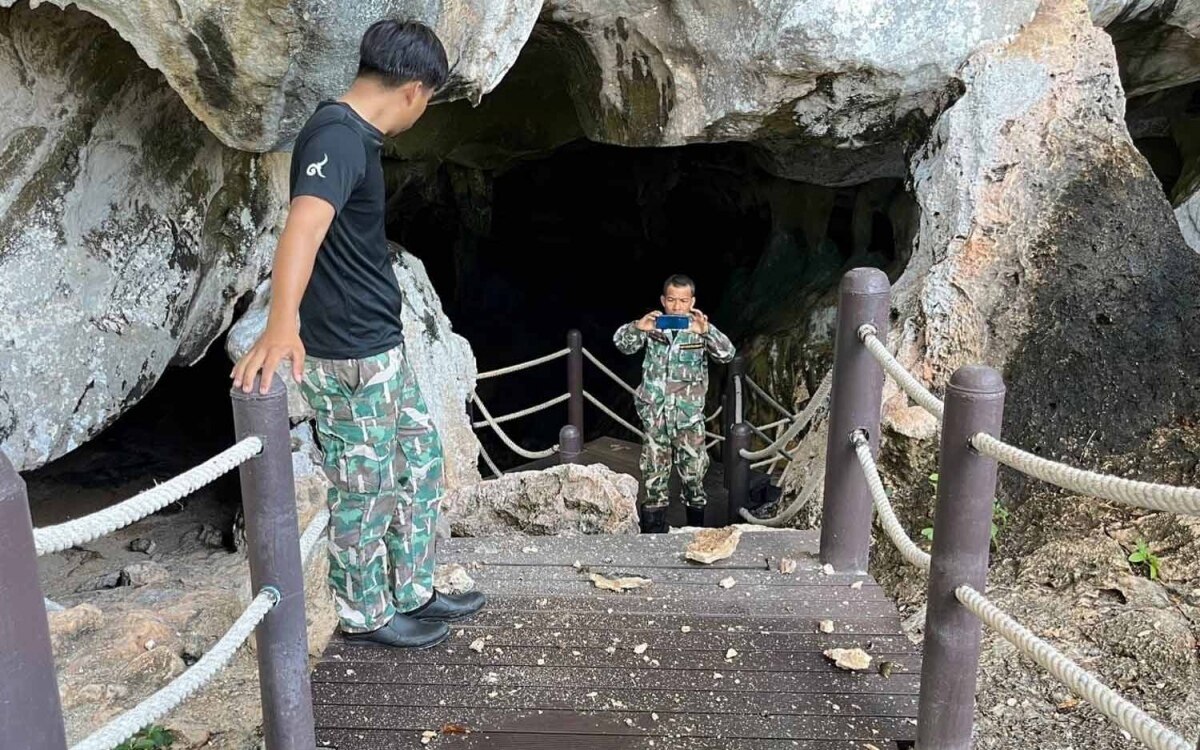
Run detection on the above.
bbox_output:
[655,314,691,330]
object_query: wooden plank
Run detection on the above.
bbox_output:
[322,643,918,673]
[451,578,888,603]
[322,628,916,654]
[441,529,819,564]
[427,611,908,635]
[312,683,919,718]
[467,594,901,618]
[316,729,899,750]
[311,662,922,695]
[314,704,918,741]
[461,564,874,588]
[313,522,920,747]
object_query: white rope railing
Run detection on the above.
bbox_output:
[298,507,330,570]
[705,431,725,442]
[70,587,278,750]
[743,374,796,420]
[471,393,557,460]
[740,371,833,461]
[470,393,571,429]
[971,433,1200,515]
[581,348,639,398]
[73,506,329,750]
[738,467,824,526]
[583,390,645,440]
[817,316,1199,750]
[476,348,569,380]
[747,422,794,464]
[478,439,505,478]
[34,438,263,556]
[852,431,931,572]
[857,325,945,420]
[705,438,720,450]
[956,585,1191,750]
[755,415,792,432]
[705,405,723,423]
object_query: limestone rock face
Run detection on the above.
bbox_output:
[0,4,288,472]
[1092,0,1200,97]
[539,0,1037,184]
[889,0,1200,458]
[0,0,543,152]
[0,0,1040,176]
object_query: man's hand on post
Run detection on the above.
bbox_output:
[231,324,306,395]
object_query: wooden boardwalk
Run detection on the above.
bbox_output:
[514,437,779,527]
[312,530,921,749]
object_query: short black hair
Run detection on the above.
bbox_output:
[358,19,449,90]
[663,274,695,295]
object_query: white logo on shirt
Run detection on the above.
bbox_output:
[306,153,328,178]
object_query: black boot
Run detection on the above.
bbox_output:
[342,614,449,649]
[408,591,487,623]
[639,506,668,534]
[686,505,706,528]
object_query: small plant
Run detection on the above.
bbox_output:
[920,473,938,542]
[115,725,174,750]
[1128,539,1161,581]
[921,473,1008,547]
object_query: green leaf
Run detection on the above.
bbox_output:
[920,527,934,541]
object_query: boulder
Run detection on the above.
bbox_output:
[443,462,639,536]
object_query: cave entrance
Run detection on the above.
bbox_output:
[386,139,911,470]
[377,26,915,473]
[24,335,243,547]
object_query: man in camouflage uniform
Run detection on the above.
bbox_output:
[614,274,736,532]
[232,20,484,649]
[300,346,446,632]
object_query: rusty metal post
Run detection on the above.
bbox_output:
[567,329,584,436]
[723,355,745,489]
[819,267,890,573]
[230,377,317,750]
[0,454,67,750]
[559,425,582,464]
[917,365,1006,749]
[727,423,752,524]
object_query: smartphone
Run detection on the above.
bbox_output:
[655,314,692,330]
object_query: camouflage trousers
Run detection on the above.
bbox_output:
[639,407,708,511]
[301,343,444,633]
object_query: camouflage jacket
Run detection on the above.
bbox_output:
[613,321,736,426]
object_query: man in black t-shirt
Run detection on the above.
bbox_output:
[232,19,483,649]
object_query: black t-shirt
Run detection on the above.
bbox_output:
[289,101,403,360]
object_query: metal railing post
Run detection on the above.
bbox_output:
[723,355,745,489]
[559,424,582,464]
[230,377,317,750]
[917,365,1006,749]
[567,330,584,437]
[727,423,752,523]
[0,454,68,750]
[819,267,891,573]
